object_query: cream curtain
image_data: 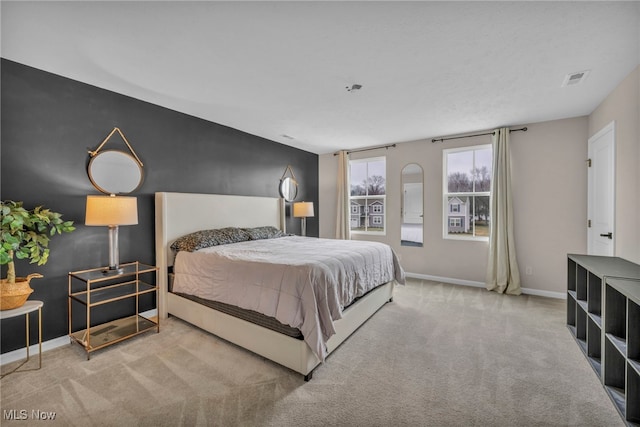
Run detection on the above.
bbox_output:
[486,128,521,295]
[335,150,351,240]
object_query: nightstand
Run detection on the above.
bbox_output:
[68,262,159,359]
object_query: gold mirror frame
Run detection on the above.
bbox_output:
[279,165,298,202]
[87,128,144,195]
[279,177,298,202]
[88,150,144,195]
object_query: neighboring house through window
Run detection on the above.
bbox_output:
[443,144,492,240]
[349,157,386,235]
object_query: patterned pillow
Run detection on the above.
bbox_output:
[243,226,286,240]
[170,227,250,252]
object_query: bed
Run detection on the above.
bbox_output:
[401,223,423,246]
[155,192,404,380]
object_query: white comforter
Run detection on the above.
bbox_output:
[172,236,405,360]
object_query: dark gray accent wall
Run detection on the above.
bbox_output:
[1,59,319,353]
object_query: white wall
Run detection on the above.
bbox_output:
[587,65,640,264]
[319,116,589,296]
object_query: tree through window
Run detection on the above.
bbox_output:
[443,145,492,240]
[349,157,386,234]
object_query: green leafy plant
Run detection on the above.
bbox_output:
[1,200,75,284]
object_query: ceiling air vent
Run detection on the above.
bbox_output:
[562,70,590,87]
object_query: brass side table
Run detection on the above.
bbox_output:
[68,262,159,359]
[0,300,43,378]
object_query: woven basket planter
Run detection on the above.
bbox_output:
[0,274,41,310]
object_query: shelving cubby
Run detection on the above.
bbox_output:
[567,255,605,371]
[566,254,640,426]
[604,277,640,425]
[567,257,577,332]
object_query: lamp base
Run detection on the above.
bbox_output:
[102,266,124,275]
[103,225,123,275]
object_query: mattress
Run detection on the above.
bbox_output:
[401,223,423,244]
[172,236,405,360]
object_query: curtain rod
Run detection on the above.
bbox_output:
[333,143,397,156]
[431,127,527,144]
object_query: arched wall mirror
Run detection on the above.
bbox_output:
[87,127,144,195]
[401,163,424,247]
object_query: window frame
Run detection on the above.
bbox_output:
[349,156,387,236]
[442,144,492,241]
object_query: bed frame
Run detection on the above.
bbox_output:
[155,192,395,380]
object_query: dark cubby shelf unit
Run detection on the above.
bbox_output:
[566,255,640,426]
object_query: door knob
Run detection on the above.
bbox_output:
[600,232,613,239]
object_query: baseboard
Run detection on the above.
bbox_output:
[406,272,486,289]
[1,309,159,367]
[405,272,566,300]
[520,287,566,300]
[0,335,69,366]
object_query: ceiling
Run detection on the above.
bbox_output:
[2,1,639,155]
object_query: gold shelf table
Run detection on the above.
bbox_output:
[68,262,158,359]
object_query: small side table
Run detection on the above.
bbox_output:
[0,300,43,378]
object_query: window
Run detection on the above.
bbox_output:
[350,157,386,234]
[443,145,492,240]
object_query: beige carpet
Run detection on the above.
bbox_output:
[0,279,623,426]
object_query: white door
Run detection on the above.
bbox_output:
[588,122,615,256]
[403,183,423,224]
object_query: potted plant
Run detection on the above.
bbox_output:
[1,200,75,310]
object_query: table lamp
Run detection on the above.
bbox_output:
[293,201,314,237]
[85,195,138,274]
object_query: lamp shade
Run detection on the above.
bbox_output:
[293,202,314,218]
[85,195,138,226]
